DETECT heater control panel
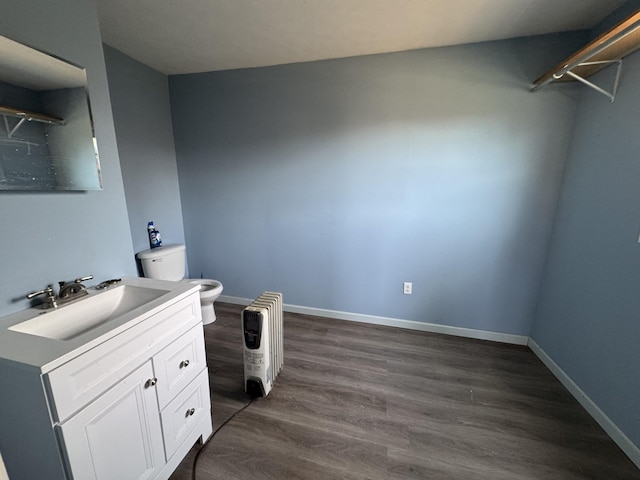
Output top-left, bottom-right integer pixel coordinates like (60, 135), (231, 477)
(243, 310), (262, 349)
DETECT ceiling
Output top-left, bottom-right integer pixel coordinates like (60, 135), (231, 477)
(96, 0), (629, 75)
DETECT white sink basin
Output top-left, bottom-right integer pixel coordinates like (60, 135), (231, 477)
(9, 285), (169, 341)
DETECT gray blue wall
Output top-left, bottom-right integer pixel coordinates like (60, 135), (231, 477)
(0, 0), (135, 316)
(169, 34), (585, 336)
(532, 16), (640, 449)
(103, 45), (186, 255)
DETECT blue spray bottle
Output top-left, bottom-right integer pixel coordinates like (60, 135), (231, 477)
(147, 221), (162, 249)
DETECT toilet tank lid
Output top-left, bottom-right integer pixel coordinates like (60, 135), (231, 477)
(137, 243), (185, 260)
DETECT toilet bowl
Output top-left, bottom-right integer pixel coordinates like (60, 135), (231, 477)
(187, 279), (223, 324)
(136, 244), (223, 325)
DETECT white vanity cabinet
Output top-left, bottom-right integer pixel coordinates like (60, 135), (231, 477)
(0, 279), (212, 480)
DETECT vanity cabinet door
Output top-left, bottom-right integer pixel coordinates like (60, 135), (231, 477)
(58, 361), (164, 480)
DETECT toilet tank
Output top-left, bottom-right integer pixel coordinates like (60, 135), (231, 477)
(137, 244), (186, 281)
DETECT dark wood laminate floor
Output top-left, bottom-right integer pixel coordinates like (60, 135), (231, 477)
(170, 303), (640, 480)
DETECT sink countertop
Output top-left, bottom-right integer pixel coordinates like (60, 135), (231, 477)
(0, 277), (200, 373)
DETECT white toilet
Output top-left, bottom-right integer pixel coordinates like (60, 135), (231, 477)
(137, 244), (223, 325)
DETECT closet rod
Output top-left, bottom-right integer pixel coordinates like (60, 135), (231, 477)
(531, 15), (640, 92)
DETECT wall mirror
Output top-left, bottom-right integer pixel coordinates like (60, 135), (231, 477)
(0, 35), (102, 191)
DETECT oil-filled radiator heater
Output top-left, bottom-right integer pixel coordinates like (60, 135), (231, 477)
(242, 292), (283, 397)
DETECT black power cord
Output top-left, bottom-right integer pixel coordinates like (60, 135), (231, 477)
(192, 397), (256, 480)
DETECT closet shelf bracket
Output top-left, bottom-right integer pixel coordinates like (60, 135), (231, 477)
(3, 115), (26, 139)
(554, 59), (623, 103)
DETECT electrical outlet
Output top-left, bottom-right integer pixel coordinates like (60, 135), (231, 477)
(403, 282), (412, 295)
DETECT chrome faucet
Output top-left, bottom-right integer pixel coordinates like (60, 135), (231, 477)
(58, 275), (94, 300)
(27, 275), (94, 310)
(27, 285), (58, 309)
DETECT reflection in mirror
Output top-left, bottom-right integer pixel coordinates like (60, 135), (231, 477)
(0, 35), (102, 191)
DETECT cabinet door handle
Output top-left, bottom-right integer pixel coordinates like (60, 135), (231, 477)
(145, 377), (158, 388)
(185, 408), (196, 417)
(180, 359), (190, 368)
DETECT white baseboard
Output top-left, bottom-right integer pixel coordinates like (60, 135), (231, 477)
(219, 295), (528, 345)
(220, 295), (639, 467)
(528, 339), (640, 470)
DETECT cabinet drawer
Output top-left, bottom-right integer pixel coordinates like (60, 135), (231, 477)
(161, 369), (211, 460)
(45, 293), (201, 422)
(153, 324), (207, 408)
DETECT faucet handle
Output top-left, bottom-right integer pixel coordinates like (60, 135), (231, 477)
(74, 275), (93, 284)
(27, 285), (58, 308)
(27, 285), (55, 299)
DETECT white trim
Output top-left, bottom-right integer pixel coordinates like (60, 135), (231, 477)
(528, 338), (640, 470)
(285, 303), (529, 345)
(221, 295), (640, 465)
(219, 295), (528, 345)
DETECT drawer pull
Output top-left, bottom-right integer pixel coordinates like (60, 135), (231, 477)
(179, 359), (190, 368)
(145, 377), (158, 388)
(186, 407), (196, 417)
